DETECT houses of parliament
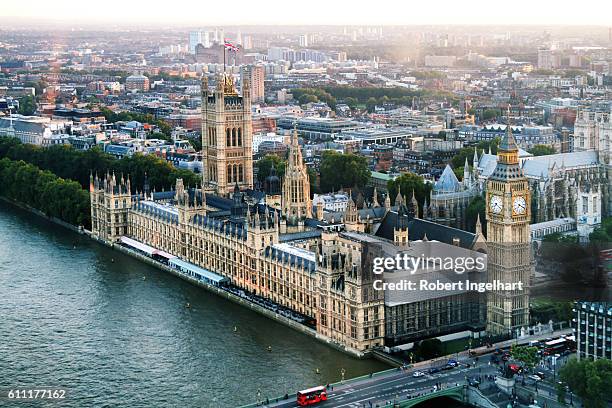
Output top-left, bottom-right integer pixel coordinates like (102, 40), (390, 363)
(90, 73), (531, 353)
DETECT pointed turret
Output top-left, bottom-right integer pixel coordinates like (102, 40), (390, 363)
(463, 156), (471, 187)
(395, 186), (403, 207)
(372, 187), (380, 208)
(475, 213), (482, 235)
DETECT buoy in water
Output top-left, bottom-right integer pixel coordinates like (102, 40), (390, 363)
(186, 302), (191, 308)
(316, 368), (320, 374)
(142, 276), (146, 280)
(233, 326), (238, 332)
(267, 346), (272, 352)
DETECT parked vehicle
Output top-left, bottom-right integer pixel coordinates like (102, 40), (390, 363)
(412, 371), (425, 378)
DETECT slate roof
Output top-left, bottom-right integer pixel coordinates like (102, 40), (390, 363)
(263, 243), (316, 273)
(279, 230), (322, 242)
(375, 210), (477, 249)
(320, 206), (387, 223)
(522, 150), (599, 178)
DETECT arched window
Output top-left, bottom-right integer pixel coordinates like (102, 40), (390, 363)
(226, 128), (231, 146)
(232, 128), (237, 147)
(237, 128), (242, 146)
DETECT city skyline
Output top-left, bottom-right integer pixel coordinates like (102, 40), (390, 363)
(2, 0), (611, 26)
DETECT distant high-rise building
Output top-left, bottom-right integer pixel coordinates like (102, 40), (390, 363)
(569, 54), (582, 68)
(537, 49), (553, 69)
(242, 35), (253, 50)
(241, 64), (265, 103)
(236, 30), (242, 46)
(299, 34), (308, 47)
(189, 31), (203, 54)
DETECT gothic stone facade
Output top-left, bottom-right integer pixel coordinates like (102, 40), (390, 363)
(201, 74), (254, 196)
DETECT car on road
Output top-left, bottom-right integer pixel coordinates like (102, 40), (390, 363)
(446, 359), (459, 367)
(412, 371), (425, 378)
(428, 367), (441, 374)
(528, 374), (542, 382)
(468, 377), (481, 387)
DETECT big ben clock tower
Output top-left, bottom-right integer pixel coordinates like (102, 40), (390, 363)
(485, 111), (531, 336)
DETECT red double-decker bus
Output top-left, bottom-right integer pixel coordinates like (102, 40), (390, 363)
(297, 385), (327, 406)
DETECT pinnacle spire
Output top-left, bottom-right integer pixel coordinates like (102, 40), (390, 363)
(499, 105), (518, 152)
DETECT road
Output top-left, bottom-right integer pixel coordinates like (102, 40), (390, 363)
(262, 359), (499, 407)
(249, 329), (575, 408)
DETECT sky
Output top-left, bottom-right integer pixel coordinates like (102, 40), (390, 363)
(1, 0), (610, 26)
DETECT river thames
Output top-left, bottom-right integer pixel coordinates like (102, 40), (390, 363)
(0, 202), (388, 407)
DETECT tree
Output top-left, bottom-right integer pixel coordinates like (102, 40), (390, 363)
(589, 217), (612, 245)
(0, 137), (199, 194)
(466, 195), (486, 235)
(413, 338), (443, 360)
(0, 158), (91, 228)
(319, 151), (370, 193)
(559, 357), (612, 408)
(298, 94), (318, 105)
(344, 97), (358, 109)
(510, 345), (539, 369)
(256, 155), (286, 182)
(481, 109), (498, 121)
(386, 172), (432, 216)
(18, 95), (37, 116)
(450, 138), (499, 169)
(453, 166), (465, 181)
(528, 144), (556, 156)
(366, 97), (378, 113)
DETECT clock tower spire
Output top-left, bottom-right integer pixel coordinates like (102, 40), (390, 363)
(485, 107), (531, 336)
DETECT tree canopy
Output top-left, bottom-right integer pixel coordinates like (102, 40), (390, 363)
(0, 158), (90, 228)
(559, 357), (612, 408)
(451, 138), (499, 169)
(589, 217), (612, 246)
(0, 137), (200, 194)
(256, 154), (286, 183)
(413, 338), (443, 360)
(319, 151), (370, 193)
(466, 195), (487, 235)
(18, 95), (37, 116)
(510, 345), (539, 369)
(528, 144), (556, 156)
(99, 107), (173, 136)
(386, 172), (432, 216)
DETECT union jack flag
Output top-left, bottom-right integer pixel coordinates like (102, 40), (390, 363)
(223, 39), (238, 51)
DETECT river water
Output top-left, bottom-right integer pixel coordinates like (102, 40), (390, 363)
(0, 202), (387, 407)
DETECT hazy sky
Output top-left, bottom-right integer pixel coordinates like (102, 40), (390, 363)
(2, 0), (610, 26)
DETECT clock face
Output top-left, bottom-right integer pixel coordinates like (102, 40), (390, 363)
(489, 195), (503, 214)
(513, 196), (527, 215)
